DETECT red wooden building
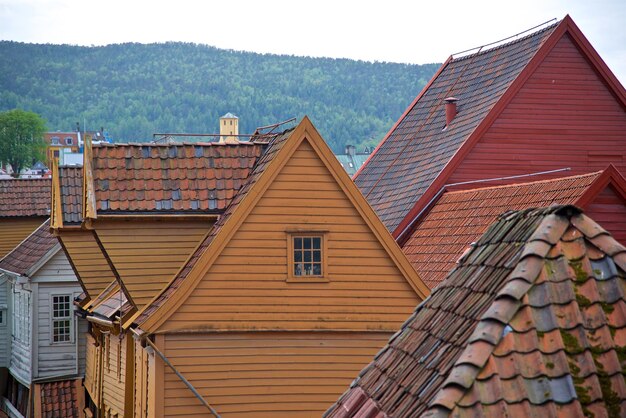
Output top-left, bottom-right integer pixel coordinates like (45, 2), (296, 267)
(355, 16), (626, 244)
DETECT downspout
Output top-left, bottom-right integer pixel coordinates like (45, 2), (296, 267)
(131, 328), (221, 418)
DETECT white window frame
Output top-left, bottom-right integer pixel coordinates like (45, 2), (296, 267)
(50, 294), (74, 344)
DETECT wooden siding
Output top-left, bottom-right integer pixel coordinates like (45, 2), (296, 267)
(134, 338), (149, 418)
(0, 217), (45, 258)
(33, 250), (76, 283)
(0, 279), (10, 368)
(448, 34), (626, 185)
(95, 220), (213, 309)
(586, 185), (626, 244)
(35, 282), (86, 379)
(163, 140), (420, 332)
(102, 333), (127, 416)
(59, 231), (116, 299)
(85, 334), (101, 406)
(162, 332), (392, 417)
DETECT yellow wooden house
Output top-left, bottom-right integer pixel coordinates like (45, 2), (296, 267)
(53, 118), (429, 417)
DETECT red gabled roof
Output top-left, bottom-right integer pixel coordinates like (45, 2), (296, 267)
(37, 378), (81, 418)
(91, 142), (265, 214)
(0, 178), (51, 217)
(58, 166), (83, 225)
(355, 16), (626, 237)
(403, 167), (626, 289)
(326, 205), (626, 418)
(0, 219), (57, 276)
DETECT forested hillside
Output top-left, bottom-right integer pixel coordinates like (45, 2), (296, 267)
(0, 41), (438, 151)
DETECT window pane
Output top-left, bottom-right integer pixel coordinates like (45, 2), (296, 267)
(294, 251), (302, 262)
(313, 237), (321, 249)
(294, 238), (302, 249)
(313, 264), (322, 275)
(304, 251), (311, 262)
(313, 251), (321, 262)
(304, 238), (311, 249)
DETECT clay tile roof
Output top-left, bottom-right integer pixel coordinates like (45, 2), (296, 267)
(91, 142), (265, 214)
(134, 128), (294, 325)
(325, 205), (626, 418)
(58, 166), (83, 224)
(38, 378), (81, 418)
(0, 178), (51, 217)
(355, 23), (558, 232)
(403, 171), (603, 289)
(0, 219), (57, 276)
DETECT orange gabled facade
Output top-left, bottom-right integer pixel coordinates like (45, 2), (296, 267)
(128, 118), (428, 417)
(51, 136), (265, 417)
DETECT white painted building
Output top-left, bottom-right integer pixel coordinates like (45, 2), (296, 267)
(0, 220), (86, 418)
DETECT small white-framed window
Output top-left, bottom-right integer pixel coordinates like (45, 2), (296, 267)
(0, 308), (6, 326)
(65, 136), (73, 145)
(51, 136), (60, 145)
(12, 289), (30, 345)
(51, 294), (73, 344)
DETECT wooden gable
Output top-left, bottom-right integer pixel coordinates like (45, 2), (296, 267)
(93, 219), (214, 309)
(137, 117), (428, 334)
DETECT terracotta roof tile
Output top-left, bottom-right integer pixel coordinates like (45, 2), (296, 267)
(355, 23), (558, 232)
(325, 205), (626, 418)
(134, 128), (294, 325)
(403, 171), (603, 289)
(0, 178), (51, 217)
(0, 219), (57, 276)
(58, 166), (83, 224)
(91, 142), (265, 214)
(38, 378), (80, 418)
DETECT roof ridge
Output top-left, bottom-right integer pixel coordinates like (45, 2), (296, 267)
(444, 170), (603, 196)
(451, 20), (560, 62)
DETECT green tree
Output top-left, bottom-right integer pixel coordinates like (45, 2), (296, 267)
(0, 109), (47, 177)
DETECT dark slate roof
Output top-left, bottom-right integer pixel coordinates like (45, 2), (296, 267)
(38, 378), (81, 418)
(355, 23), (557, 232)
(0, 219), (57, 276)
(134, 128), (294, 325)
(0, 178), (51, 217)
(58, 166), (83, 225)
(325, 205), (626, 418)
(403, 171), (602, 289)
(91, 142), (265, 213)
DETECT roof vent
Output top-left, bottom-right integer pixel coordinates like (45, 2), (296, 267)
(444, 97), (459, 126)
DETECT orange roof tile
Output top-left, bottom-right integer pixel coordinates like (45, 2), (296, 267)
(403, 171), (603, 289)
(38, 378), (81, 418)
(58, 166), (83, 224)
(325, 205), (626, 418)
(0, 178), (51, 217)
(91, 142), (264, 214)
(0, 219), (57, 276)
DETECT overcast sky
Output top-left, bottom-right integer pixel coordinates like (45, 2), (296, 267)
(1, 0), (625, 84)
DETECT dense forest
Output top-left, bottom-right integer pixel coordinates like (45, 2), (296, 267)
(0, 41), (438, 152)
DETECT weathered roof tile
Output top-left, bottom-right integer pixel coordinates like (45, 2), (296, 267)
(0, 178), (51, 217)
(0, 219), (57, 276)
(325, 205), (626, 418)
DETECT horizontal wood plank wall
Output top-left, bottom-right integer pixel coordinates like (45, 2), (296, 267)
(102, 333), (127, 416)
(59, 232), (116, 298)
(33, 250), (76, 282)
(0, 217), (45, 258)
(448, 34), (626, 185)
(163, 140), (420, 332)
(84, 334), (101, 406)
(95, 220), (213, 309)
(585, 185), (626, 244)
(163, 332), (392, 417)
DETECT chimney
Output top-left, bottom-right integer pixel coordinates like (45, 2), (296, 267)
(444, 97), (458, 126)
(219, 112), (239, 144)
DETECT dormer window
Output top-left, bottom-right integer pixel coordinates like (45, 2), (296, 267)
(65, 137), (73, 145)
(51, 136), (60, 145)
